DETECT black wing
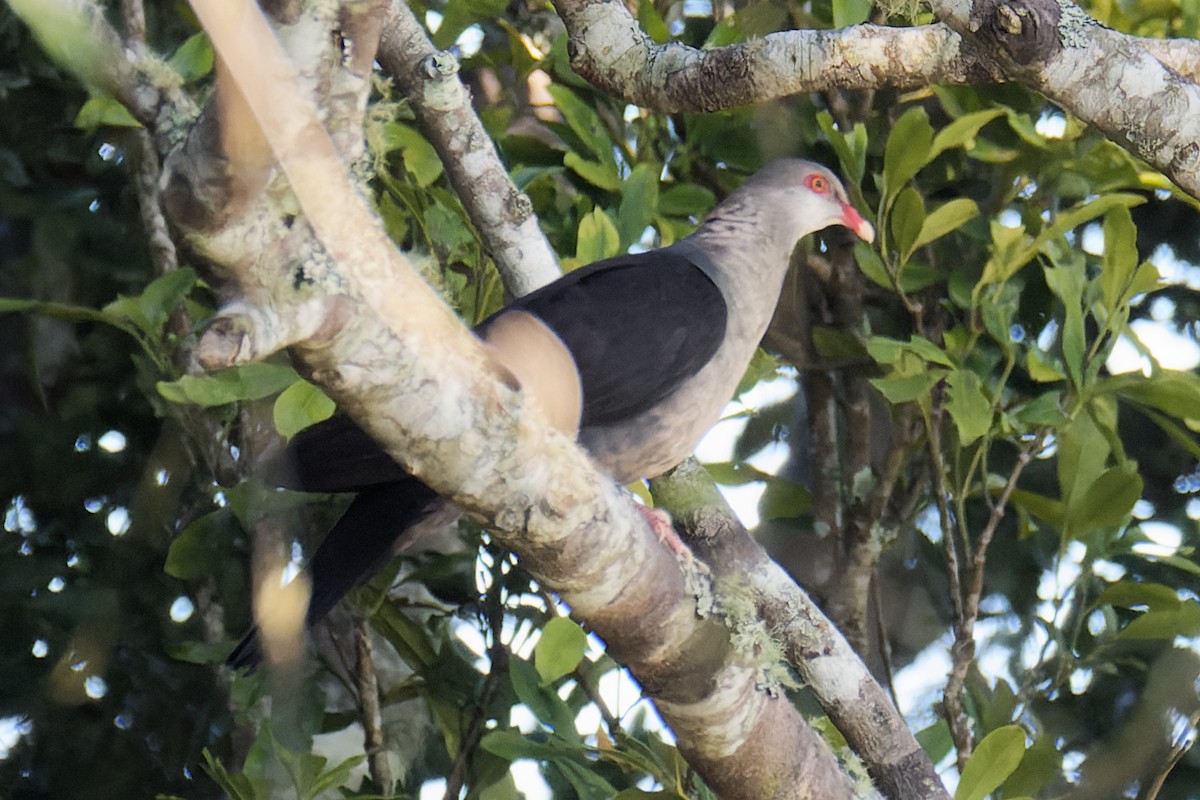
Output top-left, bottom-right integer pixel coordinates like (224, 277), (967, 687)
(284, 250), (726, 491)
(280, 413), (409, 493)
(483, 251), (727, 428)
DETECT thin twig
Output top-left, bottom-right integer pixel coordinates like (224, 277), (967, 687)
(354, 617), (395, 795)
(443, 581), (508, 800)
(941, 436), (1040, 770)
(1139, 708), (1200, 800)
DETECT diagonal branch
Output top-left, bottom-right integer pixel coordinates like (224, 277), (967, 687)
(377, 0), (560, 297)
(651, 459), (950, 800)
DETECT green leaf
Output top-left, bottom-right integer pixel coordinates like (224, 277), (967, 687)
(1094, 581), (1182, 611)
(758, 478), (811, 520)
(637, 0), (670, 43)
(0, 296), (116, 326)
(811, 327), (868, 361)
(913, 198), (979, 251)
(1026, 346), (1065, 383)
(564, 152), (621, 191)
(979, 195), (1145, 292)
(1105, 371), (1200, 426)
(1155, 555), (1200, 576)
(1098, 205), (1138, 316)
(883, 107), (934, 198)
(916, 720), (953, 763)
(817, 111), (867, 185)
(1029, 194), (1145, 260)
(866, 335), (955, 367)
(165, 511), (235, 580)
(104, 267), (197, 338)
(1117, 601), (1200, 640)
(481, 730), (557, 760)
(273, 380), (336, 440)
(304, 754), (365, 798)
(575, 207), (621, 263)
(954, 725), (1027, 800)
(854, 240), (892, 288)
(535, 617), (588, 685)
(425, 198), (474, 255)
(509, 657), (578, 735)
(1043, 263), (1087, 388)
(1068, 461), (1142, 536)
(832, 0), (873, 27)
(1009, 489), (1066, 530)
(547, 85), (614, 166)
(167, 32), (215, 82)
(8, 0), (119, 95)
(617, 164), (659, 250)
(383, 123), (444, 188)
(555, 758), (619, 800)
(928, 108), (1006, 161)
(1013, 391), (1067, 427)
(222, 479), (312, 530)
(946, 369), (993, 445)
(202, 748), (260, 800)
(890, 186), (925, 261)
(866, 336), (904, 364)
(658, 183), (715, 218)
(1057, 409), (1111, 510)
(74, 96), (140, 130)
(158, 363), (301, 406)
(704, 461), (772, 486)
(371, 600), (438, 669)
(871, 370), (946, 404)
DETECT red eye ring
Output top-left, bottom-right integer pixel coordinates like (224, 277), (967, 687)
(806, 174), (829, 193)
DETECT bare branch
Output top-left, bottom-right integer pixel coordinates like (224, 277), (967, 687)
(354, 618), (395, 795)
(933, 0), (1200, 197)
(378, 1), (560, 296)
(650, 459), (950, 800)
(552, 0), (1000, 111)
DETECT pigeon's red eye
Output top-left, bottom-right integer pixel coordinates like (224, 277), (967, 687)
(806, 174), (829, 193)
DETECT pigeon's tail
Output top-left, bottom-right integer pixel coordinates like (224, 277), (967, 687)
(227, 475), (442, 670)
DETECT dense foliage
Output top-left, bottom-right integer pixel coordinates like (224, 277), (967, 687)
(2, 1), (1199, 798)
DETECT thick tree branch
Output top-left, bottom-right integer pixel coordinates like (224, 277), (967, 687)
(377, 0), (560, 296)
(651, 460), (949, 800)
(553, 0), (1200, 199)
(932, 0), (1200, 197)
(552, 0), (1001, 111)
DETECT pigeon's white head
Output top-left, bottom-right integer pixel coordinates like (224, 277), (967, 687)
(724, 159), (875, 246)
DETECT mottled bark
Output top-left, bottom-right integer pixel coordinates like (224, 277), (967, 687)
(377, 1), (560, 296)
(651, 459), (949, 800)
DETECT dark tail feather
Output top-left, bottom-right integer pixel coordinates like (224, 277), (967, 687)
(227, 476), (443, 669)
(280, 415), (410, 493)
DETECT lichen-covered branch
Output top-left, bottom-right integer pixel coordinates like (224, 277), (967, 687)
(552, 0), (1001, 112)
(377, 0), (560, 297)
(932, 0), (1200, 197)
(553, 0), (1200, 199)
(650, 459), (949, 800)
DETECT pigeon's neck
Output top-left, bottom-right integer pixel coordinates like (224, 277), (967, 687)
(677, 204), (801, 296)
(671, 205), (803, 348)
